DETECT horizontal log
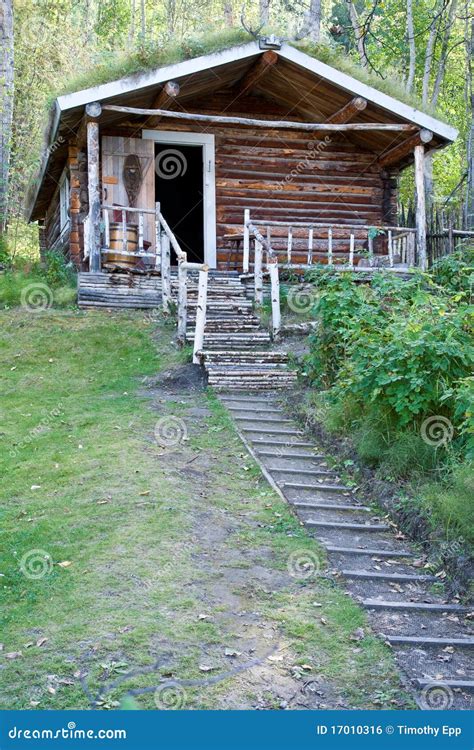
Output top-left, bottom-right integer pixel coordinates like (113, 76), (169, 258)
(102, 104), (417, 132)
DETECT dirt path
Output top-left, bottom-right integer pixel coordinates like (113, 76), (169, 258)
(137, 365), (411, 710)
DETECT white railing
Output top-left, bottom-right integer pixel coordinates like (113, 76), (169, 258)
(247, 220), (281, 340)
(100, 202), (208, 363)
(243, 210), (418, 273)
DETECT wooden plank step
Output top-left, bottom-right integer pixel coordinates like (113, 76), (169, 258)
(255, 450), (326, 459)
(341, 570), (438, 582)
(282, 482), (348, 492)
(324, 545), (414, 558)
(293, 502), (371, 512)
(308, 521), (391, 531)
(233, 416), (294, 424)
(250, 439), (316, 448)
(363, 599), (472, 613)
(241, 427), (303, 436)
(269, 467), (337, 476)
(387, 635), (474, 648)
(415, 679), (474, 691)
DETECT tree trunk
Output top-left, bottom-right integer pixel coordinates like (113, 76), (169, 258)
(422, 7), (440, 105)
(406, 0), (416, 93)
(259, 0), (270, 26)
(0, 0), (14, 236)
(307, 0), (322, 44)
(128, 0), (136, 43)
(467, 16), (474, 230)
(140, 0), (146, 44)
(223, 0), (233, 26)
(432, 0), (458, 106)
(347, 0), (368, 67)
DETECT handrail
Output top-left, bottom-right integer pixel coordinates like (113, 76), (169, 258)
(245, 217), (281, 339)
(156, 202), (208, 361)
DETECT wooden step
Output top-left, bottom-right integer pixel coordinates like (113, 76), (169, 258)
(324, 545), (414, 558)
(363, 599), (471, 613)
(387, 635), (474, 648)
(340, 569), (438, 582)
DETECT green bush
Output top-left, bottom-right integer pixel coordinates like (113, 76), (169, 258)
(303, 268), (473, 461)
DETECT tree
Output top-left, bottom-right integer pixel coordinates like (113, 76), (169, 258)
(0, 0), (14, 237)
(307, 0), (322, 43)
(259, 0), (270, 26)
(467, 15), (474, 229)
(405, 0), (416, 92)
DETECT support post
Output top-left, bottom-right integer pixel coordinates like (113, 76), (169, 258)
(308, 228), (313, 265)
(193, 269), (208, 364)
(243, 209), (250, 273)
(177, 258), (188, 343)
(254, 240), (263, 306)
(155, 202), (161, 269)
(414, 144), (428, 270)
(86, 103), (102, 272)
(327, 227), (333, 266)
(349, 234), (355, 268)
(161, 234), (171, 312)
(388, 230), (393, 267)
(268, 259), (281, 340)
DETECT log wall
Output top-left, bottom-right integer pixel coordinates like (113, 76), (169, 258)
(68, 91), (399, 270)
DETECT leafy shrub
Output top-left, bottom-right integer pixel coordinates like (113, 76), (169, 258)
(303, 268), (473, 462)
(430, 247), (474, 297)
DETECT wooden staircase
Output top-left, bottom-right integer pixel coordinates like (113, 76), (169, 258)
(184, 271), (297, 391)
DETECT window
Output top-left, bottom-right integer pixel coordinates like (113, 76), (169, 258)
(59, 170), (70, 232)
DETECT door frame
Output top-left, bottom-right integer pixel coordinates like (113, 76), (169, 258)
(142, 129), (216, 268)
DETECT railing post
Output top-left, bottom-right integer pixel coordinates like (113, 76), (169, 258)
(177, 258), (188, 344)
(193, 269), (208, 364)
(388, 229), (393, 267)
(327, 227), (333, 266)
(307, 228), (313, 265)
(138, 212), (144, 253)
(155, 202), (161, 270)
(86, 104), (102, 272)
(287, 226), (293, 264)
(243, 209), (250, 273)
(161, 234), (171, 313)
(268, 258), (281, 340)
(349, 233), (355, 268)
(254, 239), (263, 306)
(103, 208), (110, 250)
(368, 233), (374, 267)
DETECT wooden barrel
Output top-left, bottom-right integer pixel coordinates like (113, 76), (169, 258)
(104, 223), (138, 268)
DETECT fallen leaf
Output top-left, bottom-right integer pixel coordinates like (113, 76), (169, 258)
(139, 491), (150, 496)
(197, 614), (210, 620)
(36, 637), (48, 648)
(31, 485), (41, 490)
(199, 664), (216, 672)
(224, 648), (241, 657)
(320, 617), (328, 625)
(267, 654), (283, 662)
(6, 652), (22, 659)
(30, 701), (40, 707)
(300, 664), (312, 671)
(47, 686), (56, 695)
(57, 561), (73, 568)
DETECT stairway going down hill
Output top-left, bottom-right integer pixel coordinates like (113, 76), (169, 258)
(181, 271), (297, 391)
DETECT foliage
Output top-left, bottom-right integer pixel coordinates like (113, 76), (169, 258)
(430, 247), (474, 296)
(0, 268), (76, 310)
(303, 266), (474, 459)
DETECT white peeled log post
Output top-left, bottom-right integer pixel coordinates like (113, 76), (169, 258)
(268, 259), (281, 340)
(161, 234), (171, 312)
(287, 226), (293, 264)
(307, 228), (313, 265)
(348, 235), (355, 268)
(254, 240), (263, 306)
(155, 202), (161, 269)
(243, 209), (250, 273)
(414, 144), (428, 270)
(388, 230), (393, 267)
(193, 269), (209, 364)
(327, 227), (333, 266)
(177, 258), (188, 344)
(86, 102), (102, 272)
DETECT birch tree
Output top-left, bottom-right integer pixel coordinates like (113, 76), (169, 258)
(406, 0), (416, 92)
(307, 0), (322, 44)
(0, 0), (14, 237)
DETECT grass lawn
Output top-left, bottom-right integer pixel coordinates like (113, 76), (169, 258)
(0, 307), (412, 710)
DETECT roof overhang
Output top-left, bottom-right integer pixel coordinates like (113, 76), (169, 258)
(27, 40), (458, 222)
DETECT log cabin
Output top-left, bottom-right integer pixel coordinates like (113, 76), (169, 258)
(27, 37), (457, 296)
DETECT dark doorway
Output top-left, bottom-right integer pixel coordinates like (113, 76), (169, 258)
(155, 143), (204, 264)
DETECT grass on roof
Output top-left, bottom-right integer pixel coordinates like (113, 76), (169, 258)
(56, 27), (444, 121)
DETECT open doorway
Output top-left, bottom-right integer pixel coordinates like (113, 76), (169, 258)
(155, 143), (204, 264)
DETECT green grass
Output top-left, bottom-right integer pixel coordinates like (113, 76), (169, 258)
(54, 28), (445, 121)
(0, 269), (76, 310)
(0, 307), (412, 710)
